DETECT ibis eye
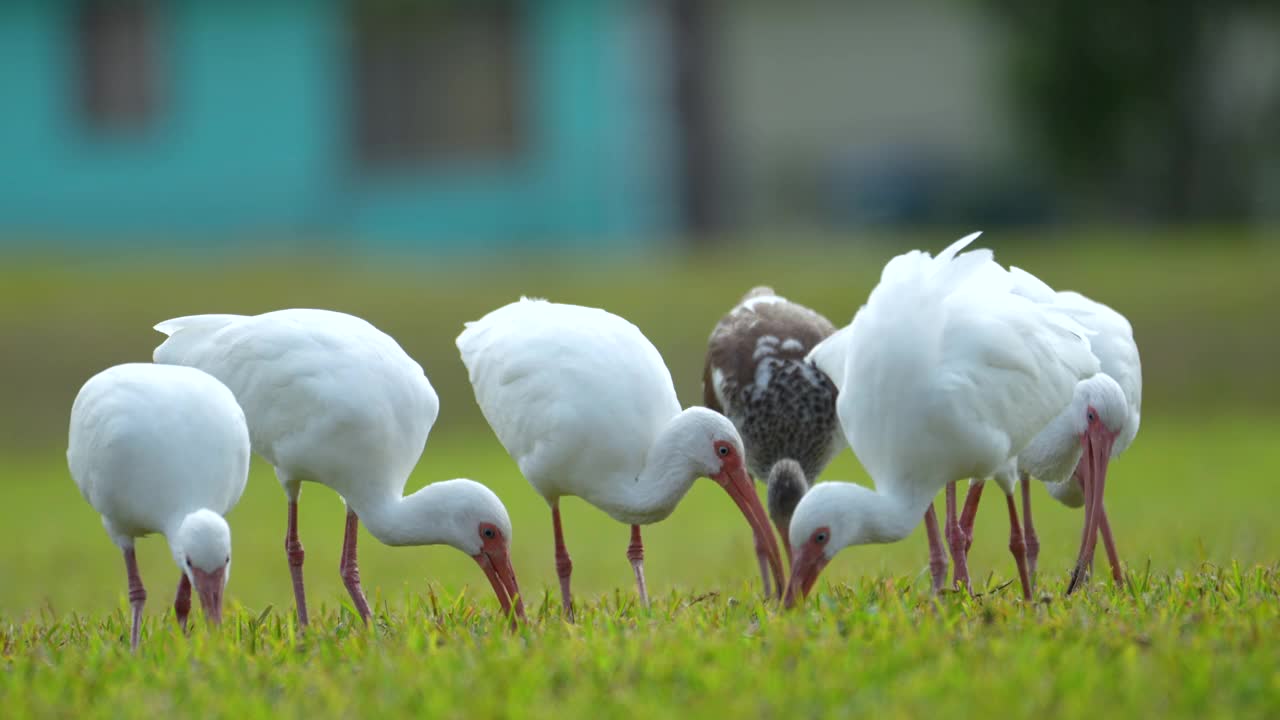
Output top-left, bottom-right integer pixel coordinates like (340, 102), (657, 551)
(718, 445), (730, 457)
(186, 558), (193, 569)
(482, 527), (496, 539)
(1087, 410), (1097, 422)
(815, 532), (828, 544)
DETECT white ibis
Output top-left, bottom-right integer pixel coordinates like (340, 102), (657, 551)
(954, 273), (1141, 594)
(702, 286), (844, 593)
(783, 232), (1101, 607)
(153, 309), (524, 627)
(67, 363), (250, 649)
(457, 298), (785, 618)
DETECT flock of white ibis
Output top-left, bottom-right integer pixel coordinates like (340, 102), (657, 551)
(66, 232), (1140, 648)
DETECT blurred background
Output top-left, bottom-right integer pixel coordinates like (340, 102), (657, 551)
(3, 0), (1280, 244)
(1, 0), (1278, 618)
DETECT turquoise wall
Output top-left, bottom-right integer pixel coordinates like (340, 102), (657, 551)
(0, 0), (677, 248)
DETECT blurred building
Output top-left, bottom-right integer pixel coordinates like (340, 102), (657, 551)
(707, 1), (1280, 229)
(0, 0), (679, 248)
(709, 2), (1023, 228)
(1, 0), (1276, 249)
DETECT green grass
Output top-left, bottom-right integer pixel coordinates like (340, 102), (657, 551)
(5, 417), (1280, 616)
(3, 569), (1278, 718)
(2, 415), (1278, 717)
(2, 230), (1279, 717)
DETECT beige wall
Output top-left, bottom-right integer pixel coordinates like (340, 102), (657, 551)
(708, 1), (1280, 224)
(712, 0), (1017, 221)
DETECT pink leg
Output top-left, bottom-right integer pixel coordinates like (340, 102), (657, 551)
(1020, 474), (1040, 589)
(285, 499), (309, 627)
(1069, 468), (1094, 594)
(1086, 503), (1101, 578)
(923, 505), (949, 594)
(552, 502), (574, 622)
(339, 509), (373, 624)
(174, 573), (192, 632)
(123, 547), (146, 651)
(945, 482), (971, 592)
(1099, 508), (1124, 586)
(628, 525), (649, 608)
(1004, 493), (1032, 600)
(958, 482), (985, 554)
(754, 536), (774, 599)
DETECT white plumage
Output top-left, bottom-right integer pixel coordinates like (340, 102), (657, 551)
(993, 275), (1143, 591)
(459, 300), (681, 523)
(68, 363), (250, 648)
(1035, 289), (1141, 455)
(458, 298), (784, 617)
(700, 286), (843, 595)
(785, 232), (1099, 605)
(154, 308), (523, 627)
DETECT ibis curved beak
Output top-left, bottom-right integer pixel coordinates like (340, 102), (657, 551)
(1067, 424), (1117, 595)
(714, 464), (786, 599)
(783, 543), (829, 609)
(191, 565), (227, 626)
(474, 547), (525, 627)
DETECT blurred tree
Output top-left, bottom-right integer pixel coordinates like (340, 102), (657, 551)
(669, 0), (727, 238)
(980, 0), (1280, 222)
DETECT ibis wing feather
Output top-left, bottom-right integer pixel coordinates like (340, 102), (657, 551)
(706, 289), (836, 409)
(154, 309), (437, 497)
(705, 290), (844, 483)
(1052, 291), (1142, 451)
(457, 299), (681, 498)
(836, 236), (1099, 493)
(701, 352), (724, 415)
(67, 364), (250, 539)
(805, 323), (855, 392)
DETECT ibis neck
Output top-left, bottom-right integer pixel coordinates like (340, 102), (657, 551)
(841, 475), (938, 547)
(1044, 476), (1085, 507)
(352, 483), (458, 548)
(594, 416), (700, 524)
(1020, 407), (1085, 487)
(162, 511), (200, 570)
(1041, 462), (1087, 508)
(824, 471), (936, 548)
(162, 514), (189, 546)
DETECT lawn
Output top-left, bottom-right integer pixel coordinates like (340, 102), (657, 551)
(1, 230), (1278, 717)
(3, 567), (1277, 719)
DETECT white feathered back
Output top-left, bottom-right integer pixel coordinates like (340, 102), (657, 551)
(67, 363), (249, 542)
(154, 309), (437, 500)
(836, 233), (1100, 493)
(1051, 291), (1142, 453)
(1008, 272), (1142, 455)
(457, 298), (682, 500)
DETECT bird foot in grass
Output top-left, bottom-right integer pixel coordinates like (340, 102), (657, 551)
(1068, 565), (1091, 594)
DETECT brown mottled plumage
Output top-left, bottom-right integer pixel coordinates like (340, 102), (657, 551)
(702, 287), (845, 564)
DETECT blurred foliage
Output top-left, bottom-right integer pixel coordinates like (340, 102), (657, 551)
(3, 229), (1277, 451)
(979, 0), (1280, 220)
